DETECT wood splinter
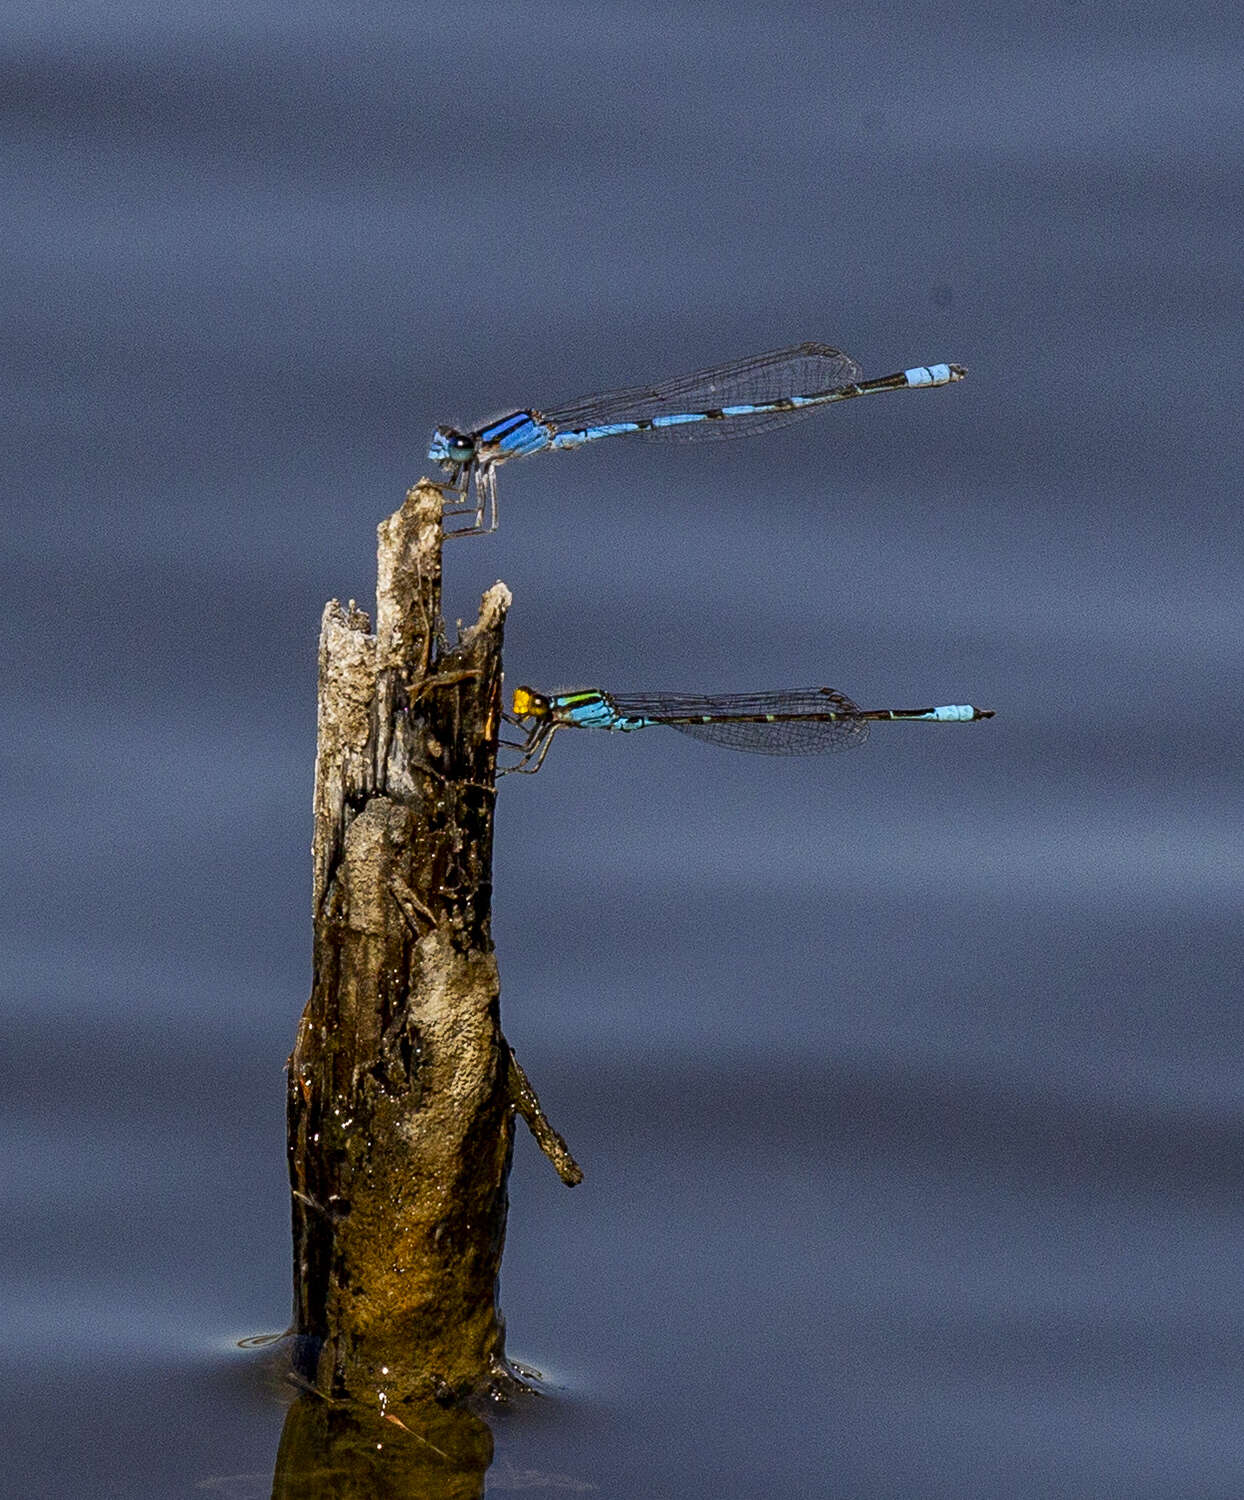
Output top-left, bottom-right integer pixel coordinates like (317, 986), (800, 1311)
(507, 1049), (584, 1187)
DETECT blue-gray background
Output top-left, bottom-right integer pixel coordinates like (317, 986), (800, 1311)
(5, 1), (1242, 1495)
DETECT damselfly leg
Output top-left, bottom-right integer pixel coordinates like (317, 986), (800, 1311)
(435, 465), (499, 538)
(497, 712), (556, 774)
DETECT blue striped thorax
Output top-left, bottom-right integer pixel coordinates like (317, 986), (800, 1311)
(551, 691), (651, 732)
(477, 412), (552, 460)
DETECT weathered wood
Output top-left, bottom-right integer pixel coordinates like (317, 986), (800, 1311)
(285, 482), (576, 1406)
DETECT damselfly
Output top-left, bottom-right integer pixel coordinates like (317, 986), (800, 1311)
(503, 685), (993, 774)
(429, 342), (966, 534)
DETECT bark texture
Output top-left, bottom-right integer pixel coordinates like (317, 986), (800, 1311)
(286, 482), (517, 1404)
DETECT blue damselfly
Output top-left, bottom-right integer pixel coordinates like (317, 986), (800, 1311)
(430, 343), (966, 534)
(503, 685), (992, 773)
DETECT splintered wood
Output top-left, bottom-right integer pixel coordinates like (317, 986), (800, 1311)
(286, 483), (576, 1407)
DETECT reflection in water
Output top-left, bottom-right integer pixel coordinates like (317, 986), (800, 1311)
(272, 1391), (493, 1500)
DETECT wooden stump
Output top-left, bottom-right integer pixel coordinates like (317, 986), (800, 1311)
(285, 483), (577, 1406)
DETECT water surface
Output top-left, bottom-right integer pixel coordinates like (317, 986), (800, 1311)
(4, 1), (1243, 1494)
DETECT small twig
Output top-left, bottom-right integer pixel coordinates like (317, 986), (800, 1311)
(288, 1011), (313, 1105)
(406, 667), (483, 705)
(291, 1189), (350, 1221)
(378, 1408), (450, 1461)
(389, 874), (438, 934)
(401, 753), (497, 798)
(507, 1048), (583, 1187)
(413, 558), (436, 682)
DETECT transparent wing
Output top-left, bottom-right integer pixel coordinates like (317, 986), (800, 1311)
(605, 688), (871, 755)
(542, 343), (863, 445)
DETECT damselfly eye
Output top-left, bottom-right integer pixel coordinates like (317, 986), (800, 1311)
(511, 686), (547, 718)
(448, 436), (475, 462)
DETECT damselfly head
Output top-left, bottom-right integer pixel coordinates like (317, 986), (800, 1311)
(428, 426), (476, 470)
(511, 686), (549, 720)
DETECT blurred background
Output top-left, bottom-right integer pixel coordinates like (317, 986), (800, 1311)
(4, 1), (1242, 1494)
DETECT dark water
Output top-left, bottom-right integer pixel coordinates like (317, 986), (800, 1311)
(5, 1), (1243, 1494)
